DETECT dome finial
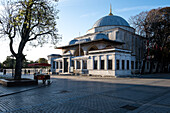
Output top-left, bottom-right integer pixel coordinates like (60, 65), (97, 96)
(109, 4), (113, 16)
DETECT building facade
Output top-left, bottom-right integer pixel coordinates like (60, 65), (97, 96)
(48, 11), (147, 77)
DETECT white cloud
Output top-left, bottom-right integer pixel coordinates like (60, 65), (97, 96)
(116, 5), (169, 12)
(59, 0), (70, 3)
(0, 5), (4, 11)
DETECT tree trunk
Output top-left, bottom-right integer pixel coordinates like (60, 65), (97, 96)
(141, 59), (146, 74)
(14, 55), (23, 80)
(141, 55), (147, 75)
(149, 60), (153, 73)
(156, 62), (160, 73)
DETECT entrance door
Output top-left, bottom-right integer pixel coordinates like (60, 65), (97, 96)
(64, 58), (68, 72)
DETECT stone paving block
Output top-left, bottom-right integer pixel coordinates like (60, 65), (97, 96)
(10, 102), (98, 113)
(1, 76), (170, 112)
(0, 85), (11, 95)
(129, 85), (168, 94)
(102, 88), (158, 103)
(70, 94), (132, 112)
(49, 80), (93, 91)
(108, 103), (141, 113)
(0, 84), (44, 97)
(78, 84), (129, 94)
(157, 92), (170, 106)
(50, 90), (93, 104)
(0, 96), (35, 112)
(138, 105), (170, 113)
(108, 108), (128, 113)
(79, 87), (112, 94)
(0, 90), (54, 112)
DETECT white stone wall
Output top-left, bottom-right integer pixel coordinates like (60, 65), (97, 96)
(115, 52), (131, 76)
(88, 50), (132, 76)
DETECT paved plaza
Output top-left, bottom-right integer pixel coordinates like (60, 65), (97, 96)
(0, 74), (170, 112)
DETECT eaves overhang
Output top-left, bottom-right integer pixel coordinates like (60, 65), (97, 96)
(56, 39), (124, 49)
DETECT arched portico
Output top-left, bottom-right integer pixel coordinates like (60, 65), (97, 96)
(74, 48), (84, 56)
(87, 45), (98, 54)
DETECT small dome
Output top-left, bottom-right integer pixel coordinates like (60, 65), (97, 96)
(93, 33), (109, 40)
(93, 15), (130, 28)
(69, 39), (78, 45)
(75, 38), (91, 44)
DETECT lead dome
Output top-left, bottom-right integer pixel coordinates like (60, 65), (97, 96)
(69, 39), (78, 45)
(92, 33), (109, 40)
(93, 15), (130, 28)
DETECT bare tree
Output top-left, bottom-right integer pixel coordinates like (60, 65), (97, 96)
(0, 0), (61, 79)
(146, 7), (170, 72)
(129, 11), (148, 37)
(129, 7), (170, 73)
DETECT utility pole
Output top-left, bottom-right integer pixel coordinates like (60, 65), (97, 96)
(79, 32), (80, 56)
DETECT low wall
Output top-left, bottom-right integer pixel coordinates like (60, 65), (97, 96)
(1, 68), (50, 75)
(89, 70), (116, 77)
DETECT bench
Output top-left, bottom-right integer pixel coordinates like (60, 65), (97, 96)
(34, 74), (50, 84)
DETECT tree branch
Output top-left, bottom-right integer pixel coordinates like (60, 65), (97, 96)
(28, 30), (52, 41)
(11, 26), (16, 38)
(9, 37), (16, 57)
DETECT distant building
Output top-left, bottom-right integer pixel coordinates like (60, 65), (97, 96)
(48, 8), (148, 76)
(47, 54), (61, 74)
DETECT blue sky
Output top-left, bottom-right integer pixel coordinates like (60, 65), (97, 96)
(0, 0), (169, 62)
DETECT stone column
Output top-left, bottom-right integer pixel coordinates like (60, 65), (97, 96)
(92, 56), (94, 69)
(54, 61), (57, 73)
(80, 59), (83, 74)
(68, 57), (71, 73)
(98, 56), (101, 70)
(81, 59), (83, 70)
(87, 57), (90, 70)
(104, 55), (108, 70)
(74, 60), (77, 70)
(125, 57), (127, 70)
(112, 54), (115, 70)
(119, 57), (122, 70)
(62, 58), (64, 73)
(129, 58), (131, 70)
(58, 61), (60, 70)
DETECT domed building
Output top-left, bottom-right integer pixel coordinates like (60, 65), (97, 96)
(49, 7), (147, 76)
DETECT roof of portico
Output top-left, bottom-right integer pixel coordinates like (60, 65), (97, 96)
(55, 38), (124, 49)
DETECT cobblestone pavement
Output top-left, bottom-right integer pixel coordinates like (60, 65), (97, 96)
(0, 74), (45, 97)
(0, 74), (170, 113)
